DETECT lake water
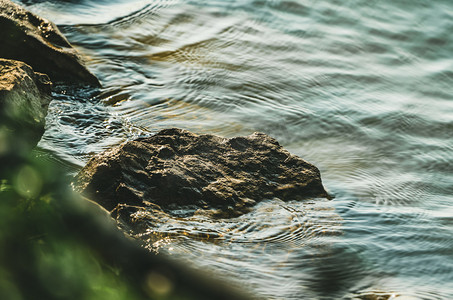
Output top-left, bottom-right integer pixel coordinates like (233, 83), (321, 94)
(18, 0), (453, 298)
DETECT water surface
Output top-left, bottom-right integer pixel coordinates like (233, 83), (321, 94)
(19, 0), (453, 298)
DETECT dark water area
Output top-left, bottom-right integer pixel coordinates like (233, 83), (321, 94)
(16, 0), (453, 298)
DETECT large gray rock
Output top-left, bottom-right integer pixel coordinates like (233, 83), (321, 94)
(0, 0), (99, 85)
(75, 128), (329, 217)
(0, 58), (52, 151)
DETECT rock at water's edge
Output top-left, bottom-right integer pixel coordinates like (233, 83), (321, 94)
(0, 0), (100, 86)
(75, 128), (329, 216)
(0, 58), (52, 153)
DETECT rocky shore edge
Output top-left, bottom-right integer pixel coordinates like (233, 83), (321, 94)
(0, 0), (99, 155)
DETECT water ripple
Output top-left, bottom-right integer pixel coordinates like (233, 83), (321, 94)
(20, 0), (453, 298)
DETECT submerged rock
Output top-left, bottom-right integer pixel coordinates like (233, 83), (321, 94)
(351, 290), (415, 300)
(0, 0), (99, 85)
(0, 58), (52, 152)
(76, 128), (329, 217)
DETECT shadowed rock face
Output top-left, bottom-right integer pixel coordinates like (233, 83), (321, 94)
(76, 128), (329, 217)
(0, 58), (52, 151)
(0, 0), (99, 86)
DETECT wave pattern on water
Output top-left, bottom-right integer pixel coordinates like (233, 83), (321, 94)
(19, 0), (453, 298)
(118, 199), (343, 299)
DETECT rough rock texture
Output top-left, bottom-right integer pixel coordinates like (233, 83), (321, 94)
(0, 0), (99, 85)
(76, 128), (329, 216)
(351, 291), (405, 300)
(0, 58), (52, 150)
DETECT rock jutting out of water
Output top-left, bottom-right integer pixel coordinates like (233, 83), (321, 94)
(75, 128), (329, 217)
(0, 0), (100, 86)
(0, 58), (52, 155)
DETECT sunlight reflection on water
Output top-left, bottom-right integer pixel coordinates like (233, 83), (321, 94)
(26, 0), (453, 297)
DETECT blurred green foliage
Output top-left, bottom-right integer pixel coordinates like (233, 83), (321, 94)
(0, 152), (142, 300)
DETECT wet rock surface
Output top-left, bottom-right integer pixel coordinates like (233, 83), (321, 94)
(0, 0), (99, 85)
(0, 58), (52, 151)
(76, 128), (329, 217)
(351, 290), (413, 300)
